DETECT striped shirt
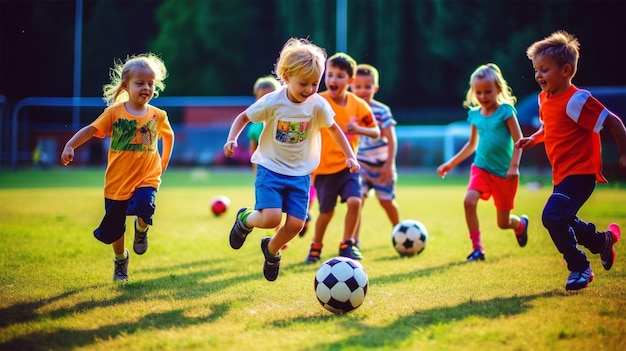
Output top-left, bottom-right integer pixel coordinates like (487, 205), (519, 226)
(357, 99), (397, 167)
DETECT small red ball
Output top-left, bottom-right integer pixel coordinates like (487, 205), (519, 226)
(210, 195), (230, 216)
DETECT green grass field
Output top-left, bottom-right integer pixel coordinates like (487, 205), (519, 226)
(1, 168), (625, 351)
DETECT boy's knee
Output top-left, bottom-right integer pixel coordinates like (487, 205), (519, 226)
(542, 193), (570, 230)
(346, 196), (362, 208)
(261, 211), (282, 228)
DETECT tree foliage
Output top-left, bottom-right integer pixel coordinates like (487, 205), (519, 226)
(151, 0), (255, 95)
(2, 0), (625, 111)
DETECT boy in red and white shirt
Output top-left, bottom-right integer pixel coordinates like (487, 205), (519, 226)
(517, 31), (626, 291)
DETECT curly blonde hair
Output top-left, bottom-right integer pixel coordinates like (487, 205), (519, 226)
(102, 53), (167, 106)
(463, 63), (516, 108)
(274, 38), (327, 84)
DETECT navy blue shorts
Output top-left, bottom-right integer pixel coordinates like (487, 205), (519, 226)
(314, 168), (361, 213)
(93, 187), (157, 244)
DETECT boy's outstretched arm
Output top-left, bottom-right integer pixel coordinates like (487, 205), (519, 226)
(346, 117), (380, 138)
(223, 112), (250, 158)
(61, 125), (97, 166)
(515, 125), (545, 150)
(604, 113), (626, 172)
(327, 122), (360, 173)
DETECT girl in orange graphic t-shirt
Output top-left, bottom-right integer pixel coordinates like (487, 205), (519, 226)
(61, 53), (174, 282)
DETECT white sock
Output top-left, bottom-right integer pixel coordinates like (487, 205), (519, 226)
(135, 219), (148, 232)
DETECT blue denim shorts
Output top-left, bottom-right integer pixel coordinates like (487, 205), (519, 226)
(255, 165), (310, 220)
(93, 187), (157, 244)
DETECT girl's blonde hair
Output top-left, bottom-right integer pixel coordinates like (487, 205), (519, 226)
(463, 63), (516, 108)
(274, 38), (327, 84)
(102, 53), (167, 106)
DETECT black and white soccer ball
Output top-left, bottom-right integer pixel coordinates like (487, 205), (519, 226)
(314, 257), (368, 314)
(391, 219), (428, 256)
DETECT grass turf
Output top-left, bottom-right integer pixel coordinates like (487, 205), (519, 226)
(0, 168), (625, 351)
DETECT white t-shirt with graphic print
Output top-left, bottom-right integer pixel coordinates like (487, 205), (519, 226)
(246, 87), (335, 176)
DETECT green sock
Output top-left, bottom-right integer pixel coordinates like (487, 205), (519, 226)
(115, 251), (128, 261)
(239, 209), (253, 227)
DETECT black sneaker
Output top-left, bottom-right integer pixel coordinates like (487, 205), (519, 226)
(113, 249), (129, 282)
(133, 218), (148, 255)
(601, 223), (621, 271)
(466, 249), (485, 261)
(260, 237), (281, 281)
(565, 266), (594, 291)
(516, 215), (529, 247)
(230, 208), (253, 249)
(339, 239), (362, 260)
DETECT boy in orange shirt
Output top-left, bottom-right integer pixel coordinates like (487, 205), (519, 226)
(517, 31), (626, 290)
(305, 53), (380, 263)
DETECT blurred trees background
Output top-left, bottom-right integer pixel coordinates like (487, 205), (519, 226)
(2, 0), (625, 112)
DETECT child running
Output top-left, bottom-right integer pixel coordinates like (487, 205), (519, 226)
(305, 53), (380, 263)
(437, 63), (528, 262)
(223, 38), (360, 282)
(61, 53), (174, 281)
(349, 64), (400, 245)
(517, 31), (625, 290)
(247, 75), (316, 238)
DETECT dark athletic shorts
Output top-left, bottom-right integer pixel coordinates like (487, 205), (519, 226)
(93, 187), (156, 244)
(314, 168), (361, 213)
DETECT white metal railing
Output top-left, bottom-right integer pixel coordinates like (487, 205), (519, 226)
(6, 96), (254, 169)
(4, 96), (470, 170)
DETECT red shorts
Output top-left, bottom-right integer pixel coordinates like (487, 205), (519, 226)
(468, 164), (518, 211)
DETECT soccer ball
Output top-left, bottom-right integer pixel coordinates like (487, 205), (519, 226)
(210, 195), (230, 216)
(314, 257), (368, 314)
(391, 219), (428, 256)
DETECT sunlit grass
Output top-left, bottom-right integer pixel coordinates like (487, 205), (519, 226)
(0, 168), (625, 351)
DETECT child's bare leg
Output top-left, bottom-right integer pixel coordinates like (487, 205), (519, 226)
(497, 209), (520, 231)
(112, 235), (125, 256)
(313, 210), (334, 243)
(268, 215), (304, 254)
(244, 208), (282, 229)
(463, 190), (481, 232)
(379, 198), (400, 226)
(137, 217), (148, 230)
(343, 196), (362, 241)
(464, 190), (484, 256)
(498, 208), (528, 247)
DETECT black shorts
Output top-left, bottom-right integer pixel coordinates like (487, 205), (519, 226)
(93, 187), (157, 244)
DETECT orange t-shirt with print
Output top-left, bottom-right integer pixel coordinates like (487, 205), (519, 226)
(539, 85), (609, 185)
(91, 103), (174, 200)
(314, 91), (375, 175)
